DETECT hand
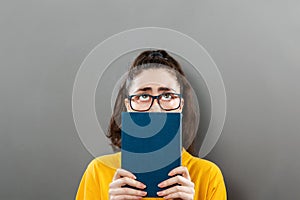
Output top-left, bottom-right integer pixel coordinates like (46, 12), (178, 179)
(109, 168), (147, 200)
(157, 166), (195, 200)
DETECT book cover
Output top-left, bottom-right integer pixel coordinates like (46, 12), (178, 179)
(121, 112), (182, 197)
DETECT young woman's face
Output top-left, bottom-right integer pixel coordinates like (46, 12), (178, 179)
(125, 68), (184, 112)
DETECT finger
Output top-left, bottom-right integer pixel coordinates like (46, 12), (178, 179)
(163, 191), (192, 200)
(157, 185), (194, 197)
(110, 177), (146, 189)
(168, 166), (191, 180)
(110, 187), (147, 197)
(113, 168), (136, 180)
(158, 175), (194, 188)
(110, 194), (143, 200)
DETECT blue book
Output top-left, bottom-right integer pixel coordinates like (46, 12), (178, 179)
(121, 112), (182, 197)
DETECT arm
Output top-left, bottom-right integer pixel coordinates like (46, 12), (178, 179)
(76, 160), (101, 200)
(207, 168), (227, 200)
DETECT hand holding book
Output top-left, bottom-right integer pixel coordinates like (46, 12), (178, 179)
(109, 168), (147, 199)
(157, 166), (195, 200)
(109, 166), (195, 200)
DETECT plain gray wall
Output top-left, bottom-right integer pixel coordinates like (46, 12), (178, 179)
(1, 0), (300, 199)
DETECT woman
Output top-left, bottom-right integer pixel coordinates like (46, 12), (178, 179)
(76, 50), (226, 200)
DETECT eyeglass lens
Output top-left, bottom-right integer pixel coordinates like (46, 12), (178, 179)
(130, 93), (181, 111)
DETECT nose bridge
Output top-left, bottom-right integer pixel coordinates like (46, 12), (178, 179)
(149, 97), (162, 112)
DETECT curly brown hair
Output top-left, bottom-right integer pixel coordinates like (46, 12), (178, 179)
(106, 49), (198, 154)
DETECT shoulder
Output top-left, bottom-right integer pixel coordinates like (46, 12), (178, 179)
(182, 149), (224, 180)
(85, 152), (121, 172)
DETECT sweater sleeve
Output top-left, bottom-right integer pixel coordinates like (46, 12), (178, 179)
(76, 160), (101, 200)
(207, 165), (227, 200)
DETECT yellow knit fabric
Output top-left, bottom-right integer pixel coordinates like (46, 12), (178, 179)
(76, 149), (226, 200)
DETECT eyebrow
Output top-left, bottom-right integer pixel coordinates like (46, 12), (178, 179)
(134, 87), (176, 93)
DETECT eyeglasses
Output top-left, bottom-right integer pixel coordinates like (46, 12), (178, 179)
(128, 93), (182, 111)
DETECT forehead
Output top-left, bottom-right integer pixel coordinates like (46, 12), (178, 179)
(128, 68), (180, 93)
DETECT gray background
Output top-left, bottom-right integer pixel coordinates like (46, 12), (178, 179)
(1, 0), (299, 199)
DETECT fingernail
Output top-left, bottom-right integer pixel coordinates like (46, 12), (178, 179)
(158, 183), (164, 187)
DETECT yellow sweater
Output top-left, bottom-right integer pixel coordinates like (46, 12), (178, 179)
(76, 149), (226, 200)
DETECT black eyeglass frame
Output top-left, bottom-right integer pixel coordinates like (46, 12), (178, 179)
(127, 93), (183, 111)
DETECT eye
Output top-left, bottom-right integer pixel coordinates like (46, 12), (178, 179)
(161, 93), (173, 100)
(138, 94), (151, 101)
